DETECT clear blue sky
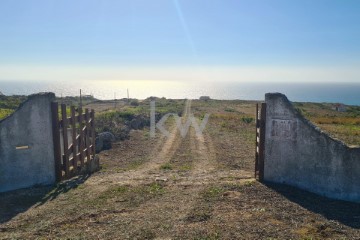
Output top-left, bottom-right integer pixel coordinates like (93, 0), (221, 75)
(0, 0), (360, 82)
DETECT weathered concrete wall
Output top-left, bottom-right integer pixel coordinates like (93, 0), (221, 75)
(0, 93), (56, 192)
(264, 93), (360, 202)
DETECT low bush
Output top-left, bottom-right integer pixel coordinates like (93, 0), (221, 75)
(242, 117), (254, 124)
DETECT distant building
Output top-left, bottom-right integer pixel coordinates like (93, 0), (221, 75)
(332, 103), (347, 112)
(199, 96), (211, 101)
(83, 95), (94, 99)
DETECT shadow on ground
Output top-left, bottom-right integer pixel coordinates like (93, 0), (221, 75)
(0, 174), (90, 224)
(265, 182), (360, 229)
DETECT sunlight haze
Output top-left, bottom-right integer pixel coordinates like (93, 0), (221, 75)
(1, 0), (360, 83)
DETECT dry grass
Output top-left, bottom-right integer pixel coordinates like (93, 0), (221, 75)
(294, 102), (360, 146)
(313, 116), (360, 125)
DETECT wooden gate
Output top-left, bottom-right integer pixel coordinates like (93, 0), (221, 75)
(255, 103), (266, 181)
(51, 102), (96, 181)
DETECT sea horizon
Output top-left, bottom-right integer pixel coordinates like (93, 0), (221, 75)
(1, 80), (360, 105)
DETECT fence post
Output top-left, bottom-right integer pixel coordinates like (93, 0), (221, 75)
(51, 102), (62, 182)
(90, 109), (96, 157)
(255, 103), (259, 178)
(258, 103), (266, 182)
(61, 104), (70, 178)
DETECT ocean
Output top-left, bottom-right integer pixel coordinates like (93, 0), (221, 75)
(1, 80), (360, 105)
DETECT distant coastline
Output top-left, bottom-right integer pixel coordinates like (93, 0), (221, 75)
(1, 81), (360, 105)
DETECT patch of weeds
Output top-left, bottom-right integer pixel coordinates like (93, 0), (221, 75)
(202, 186), (224, 201)
(114, 167), (125, 173)
(77, 185), (86, 190)
(132, 228), (156, 239)
(160, 162), (173, 170)
(224, 108), (236, 113)
(110, 185), (129, 194)
(199, 113), (207, 120)
(99, 164), (109, 172)
(193, 232), (221, 240)
(126, 158), (146, 170)
(243, 180), (256, 186)
(186, 186), (225, 223)
(241, 116), (254, 124)
(93, 182), (165, 208)
(0, 108), (14, 119)
(129, 99), (139, 106)
(220, 121), (227, 128)
(222, 175), (235, 181)
(170, 175), (178, 181)
(186, 206), (212, 223)
(179, 163), (192, 171)
(158, 223), (172, 231)
(126, 183), (165, 207)
(242, 130), (256, 142)
(222, 181), (256, 192)
(98, 185), (129, 200)
(148, 182), (165, 195)
(295, 107), (305, 115)
(143, 130), (150, 139)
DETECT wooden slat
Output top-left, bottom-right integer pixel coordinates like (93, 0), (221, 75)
(59, 113), (87, 128)
(70, 106), (78, 174)
(61, 104), (70, 178)
(255, 103), (259, 178)
(78, 107), (85, 167)
(51, 102), (62, 182)
(69, 157), (74, 167)
(90, 109), (96, 157)
(66, 143), (75, 155)
(85, 109), (91, 162)
(82, 148), (88, 164)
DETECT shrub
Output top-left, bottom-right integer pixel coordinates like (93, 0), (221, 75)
(130, 99), (139, 106)
(224, 108), (236, 112)
(242, 117), (253, 124)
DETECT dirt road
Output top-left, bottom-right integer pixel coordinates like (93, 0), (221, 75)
(88, 99), (251, 185)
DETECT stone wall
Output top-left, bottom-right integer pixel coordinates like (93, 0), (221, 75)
(264, 93), (360, 202)
(0, 93), (56, 192)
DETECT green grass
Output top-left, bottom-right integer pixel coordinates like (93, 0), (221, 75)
(186, 186), (225, 224)
(179, 164), (192, 171)
(202, 186), (225, 201)
(89, 182), (166, 208)
(0, 95), (26, 109)
(241, 116), (254, 124)
(224, 107), (236, 112)
(160, 162), (173, 170)
(0, 95), (27, 120)
(0, 108), (14, 119)
(100, 185), (129, 198)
